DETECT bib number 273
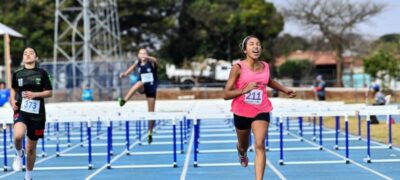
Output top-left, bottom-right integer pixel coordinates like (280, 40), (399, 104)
(244, 89), (262, 105)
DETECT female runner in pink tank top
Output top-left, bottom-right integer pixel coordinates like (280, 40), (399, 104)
(224, 36), (296, 180)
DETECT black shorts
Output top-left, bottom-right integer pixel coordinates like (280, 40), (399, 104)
(234, 113), (270, 130)
(141, 84), (157, 98)
(13, 112), (45, 141)
(144, 90), (157, 98)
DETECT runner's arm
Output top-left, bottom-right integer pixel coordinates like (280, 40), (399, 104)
(121, 62), (138, 78)
(224, 64), (243, 100)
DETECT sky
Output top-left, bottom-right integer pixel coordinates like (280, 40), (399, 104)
(267, 0), (400, 39)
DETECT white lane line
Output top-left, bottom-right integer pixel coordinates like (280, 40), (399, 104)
(0, 137), (93, 179)
(267, 159), (286, 180)
(84, 140), (142, 180)
(288, 132), (393, 180)
(0, 127), (114, 179)
(180, 128), (195, 180)
(85, 126), (160, 180)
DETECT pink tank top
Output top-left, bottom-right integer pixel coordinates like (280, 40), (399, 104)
(231, 60), (273, 118)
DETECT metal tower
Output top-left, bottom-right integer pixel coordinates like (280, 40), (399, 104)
(53, 0), (121, 94)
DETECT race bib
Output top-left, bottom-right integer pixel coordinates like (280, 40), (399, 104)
(244, 89), (263, 105)
(141, 73), (154, 83)
(21, 99), (40, 114)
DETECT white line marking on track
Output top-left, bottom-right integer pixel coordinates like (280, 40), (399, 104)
(267, 159), (286, 180)
(180, 129), (194, 180)
(288, 132), (393, 180)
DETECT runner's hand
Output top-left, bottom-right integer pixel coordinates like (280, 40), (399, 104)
(241, 82), (258, 94)
(11, 102), (18, 111)
(286, 89), (296, 98)
(22, 91), (36, 99)
(120, 72), (127, 78)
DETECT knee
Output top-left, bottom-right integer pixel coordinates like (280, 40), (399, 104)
(26, 147), (36, 157)
(14, 134), (24, 142)
(255, 142), (265, 151)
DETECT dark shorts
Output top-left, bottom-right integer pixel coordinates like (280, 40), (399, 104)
(13, 112), (45, 141)
(144, 90), (157, 98)
(234, 113), (270, 130)
(317, 95), (325, 101)
(143, 84), (157, 98)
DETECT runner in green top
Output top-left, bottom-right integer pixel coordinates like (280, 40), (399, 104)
(10, 47), (53, 180)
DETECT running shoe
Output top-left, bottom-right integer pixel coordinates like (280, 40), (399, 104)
(13, 149), (24, 171)
(237, 146), (248, 167)
(148, 134), (153, 144)
(238, 153), (248, 167)
(118, 97), (126, 107)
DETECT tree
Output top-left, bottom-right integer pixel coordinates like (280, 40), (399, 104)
(0, 0), (55, 66)
(364, 50), (400, 90)
(282, 0), (385, 86)
(278, 59), (313, 86)
(273, 34), (309, 57)
(161, 0), (284, 65)
(380, 33), (400, 43)
(117, 0), (178, 52)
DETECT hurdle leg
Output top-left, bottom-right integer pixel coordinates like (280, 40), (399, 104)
(183, 116), (187, 144)
(319, 116), (323, 150)
(80, 122), (84, 147)
(53, 123), (57, 137)
(3, 122), (8, 171)
(345, 115), (350, 164)
(125, 121), (130, 155)
(286, 117), (290, 131)
(22, 137), (26, 171)
(97, 119), (101, 140)
(279, 115), (284, 165)
(41, 137), (46, 157)
(110, 121), (114, 155)
(135, 121), (139, 139)
(67, 122), (71, 147)
(88, 121), (93, 169)
(365, 114), (371, 163)
(46, 122), (50, 138)
(9, 125), (13, 149)
(193, 119), (198, 167)
(312, 116), (316, 141)
(198, 120), (201, 140)
(107, 121), (112, 169)
(388, 114), (392, 149)
(143, 120), (146, 133)
(138, 121), (142, 145)
(180, 120), (184, 154)
(298, 117), (303, 141)
(334, 116), (339, 150)
(56, 121), (60, 157)
(173, 119), (178, 168)
(189, 118), (192, 132)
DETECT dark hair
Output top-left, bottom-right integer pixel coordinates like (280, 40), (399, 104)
(239, 35), (259, 51)
(23, 47), (40, 68)
(0, 81), (5, 86)
(24, 47), (39, 58)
